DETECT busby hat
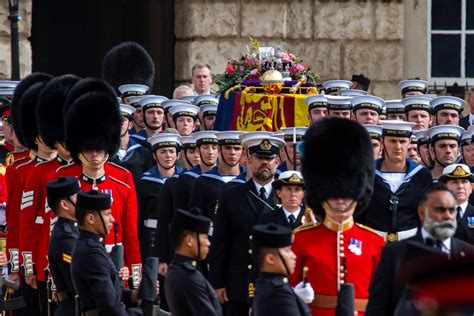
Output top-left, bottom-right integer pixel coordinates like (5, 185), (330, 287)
(170, 208), (211, 235)
(301, 117), (375, 216)
(102, 41), (155, 92)
(11, 73), (52, 137)
(46, 176), (80, 212)
(252, 223), (292, 249)
(77, 190), (111, 211)
(37, 75), (81, 149)
(65, 91), (122, 163)
(17, 81), (51, 150)
(351, 74), (371, 89)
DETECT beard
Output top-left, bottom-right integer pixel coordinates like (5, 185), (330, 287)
(253, 166), (274, 182)
(423, 213), (457, 241)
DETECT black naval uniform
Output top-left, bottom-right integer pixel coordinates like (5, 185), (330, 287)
(48, 217), (79, 315)
(454, 203), (474, 244)
(109, 138), (153, 182)
(258, 206), (304, 230)
(165, 254), (222, 316)
(71, 230), (132, 316)
(209, 179), (277, 315)
(173, 165), (202, 212)
(253, 272), (311, 316)
(157, 175), (180, 265)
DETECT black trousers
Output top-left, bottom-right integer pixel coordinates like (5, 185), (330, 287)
(226, 301), (248, 316)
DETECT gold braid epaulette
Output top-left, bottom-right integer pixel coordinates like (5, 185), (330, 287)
(355, 223), (384, 237)
(293, 222), (320, 233)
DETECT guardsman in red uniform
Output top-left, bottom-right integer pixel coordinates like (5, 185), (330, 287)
(19, 75), (80, 314)
(57, 82), (141, 279)
(7, 73), (54, 315)
(290, 118), (384, 316)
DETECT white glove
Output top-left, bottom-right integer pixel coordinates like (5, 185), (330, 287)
(293, 281), (314, 304)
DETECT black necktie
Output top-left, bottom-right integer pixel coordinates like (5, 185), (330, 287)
(259, 187), (267, 201)
(456, 205), (462, 222)
(288, 214), (296, 227)
(426, 237), (443, 250)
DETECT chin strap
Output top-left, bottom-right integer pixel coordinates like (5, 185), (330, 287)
(35, 137), (56, 156)
(56, 142), (71, 161)
(277, 249), (290, 276)
(198, 150), (215, 167)
(321, 200), (358, 213)
(196, 232), (201, 260)
(78, 153), (109, 169)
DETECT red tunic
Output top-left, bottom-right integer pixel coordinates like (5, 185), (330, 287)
(19, 156), (70, 281)
(56, 162), (141, 269)
(290, 217), (384, 316)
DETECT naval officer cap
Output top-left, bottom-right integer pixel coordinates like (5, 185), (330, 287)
(340, 89), (368, 97)
(138, 95), (169, 112)
(118, 84), (149, 99)
(171, 208), (211, 235)
(364, 124), (383, 140)
(252, 223), (292, 249)
(430, 96), (464, 114)
(169, 103), (200, 120)
(120, 104), (135, 120)
(46, 176), (80, 212)
(180, 135), (197, 150)
(272, 171), (304, 190)
(399, 79), (429, 96)
(402, 96), (432, 114)
(326, 95), (353, 111)
(200, 104), (218, 117)
(193, 130), (218, 146)
(271, 132), (285, 141)
(281, 127), (307, 142)
(439, 164), (473, 183)
(242, 132), (285, 158)
(385, 99), (405, 114)
(380, 120), (416, 138)
(322, 80), (352, 95)
(216, 131), (244, 146)
(413, 130), (429, 146)
(351, 95), (385, 114)
(304, 95), (328, 110)
(426, 125), (464, 144)
(194, 94), (218, 107)
(148, 133), (180, 151)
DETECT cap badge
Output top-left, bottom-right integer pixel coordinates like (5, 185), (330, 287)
(453, 166), (469, 177)
(289, 173), (301, 183)
(259, 139), (272, 151)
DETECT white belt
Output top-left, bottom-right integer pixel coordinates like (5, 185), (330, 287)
(143, 219), (157, 229)
(374, 227), (417, 242)
(104, 243), (123, 253)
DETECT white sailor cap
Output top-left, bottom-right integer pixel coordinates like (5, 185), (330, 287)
(401, 96), (432, 113)
(216, 131), (244, 145)
(380, 120), (416, 137)
(195, 94), (218, 107)
(148, 133), (181, 150)
(241, 132), (285, 158)
(426, 125), (464, 143)
(127, 95), (147, 108)
(118, 84), (149, 98)
(439, 164), (472, 183)
(162, 99), (192, 111)
(271, 132), (285, 141)
(304, 95), (328, 110)
(0, 89), (14, 98)
(281, 127), (307, 142)
(430, 96), (464, 114)
(322, 80), (352, 94)
(0, 81), (19, 90)
(326, 95), (353, 110)
(413, 130), (429, 145)
(169, 103), (200, 119)
(120, 104), (136, 117)
(399, 79), (429, 96)
(363, 124), (383, 140)
(200, 104), (218, 117)
(461, 131), (472, 145)
(351, 95), (384, 113)
(340, 89), (368, 97)
(192, 131), (218, 145)
(384, 100), (405, 114)
(138, 95), (169, 112)
(180, 95), (196, 103)
(180, 136), (197, 149)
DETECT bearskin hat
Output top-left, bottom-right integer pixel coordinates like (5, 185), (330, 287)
(65, 91), (121, 163)
(10, 73), (52, 143)
(63, 78), (116, 118)
(101, 41), (155, 92)
(36, 75), (80, 148)
(301, 117), (375, 217)
(17, 81), (51, 150)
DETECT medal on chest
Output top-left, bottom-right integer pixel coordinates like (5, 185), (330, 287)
(467, 216), (474, 228)
(348, 238), (362, 256)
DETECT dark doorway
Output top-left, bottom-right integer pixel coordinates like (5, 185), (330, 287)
(31, 0), (175, 96)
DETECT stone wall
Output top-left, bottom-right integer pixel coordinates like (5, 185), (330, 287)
(0, 0), (32, 80)
(175, 0), (424, 100)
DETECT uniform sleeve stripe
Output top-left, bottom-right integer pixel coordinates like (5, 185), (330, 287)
(21, 201), (33, 209)
(22, 191), (34, 198)
(62, 253), (72, 263)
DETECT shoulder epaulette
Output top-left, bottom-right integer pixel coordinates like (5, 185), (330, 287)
(109, 175), (131, 189)
(294, 222), (320, 233)
(108, 162), (130, 173)
(355, 223), (384, 237)
(8, 155), (27, 167)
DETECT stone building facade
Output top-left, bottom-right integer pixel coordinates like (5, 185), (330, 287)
(175, 0), (429, 99)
